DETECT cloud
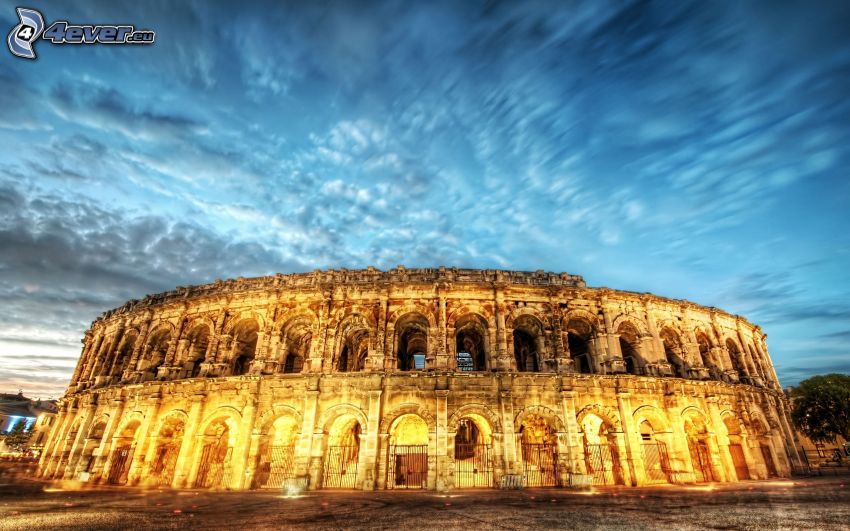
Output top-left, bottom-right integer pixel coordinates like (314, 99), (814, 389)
(48, 82), (207, 142)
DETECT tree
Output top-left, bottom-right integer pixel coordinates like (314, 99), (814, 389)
(791, 373), (850, 443)
(1, 420), (33, 453)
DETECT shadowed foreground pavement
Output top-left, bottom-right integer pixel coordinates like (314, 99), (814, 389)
(1, 477), (849, 530)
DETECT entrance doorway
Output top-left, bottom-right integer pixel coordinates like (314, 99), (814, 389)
(517, 414), (558, 487)
(387, 414), (429, 489)
(454, 417), (493, 488)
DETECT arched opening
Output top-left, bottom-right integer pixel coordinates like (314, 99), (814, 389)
(107, 421), (140, 485)
(617, 323), (643, 376)
(750, 417), (778, 478)
(726, 339), (747, 382)
(518, 413), (559, 487)
(140, 328), (171, 380)
(660, 328), (688, 378)
(254, 416), (299, 489)
(566, 318), (594, 374)
(149, 416), (185, 487)
(387, 414), (429, 489)
(230, 320), (259, 376)
(683, 411), (716, 483)
(748, 345), (766, 385)
(336, 320), (369, 372)
(512, 315), (544, 372)
(696, 332), (720, 380)
(185, 325), (210, 378)
(453, 415), (494, 488)
(396, 313), (428, 371)
(279, 316), (312, 374)
(322, 415), (361, 489)
(194, 417), (235, 489)
(455, 315), (488, 372)
(580, 413), (625, 486)
(109, 331), (137, 382)
(636, 417), (672, 484)
(723, 414), (750, 481)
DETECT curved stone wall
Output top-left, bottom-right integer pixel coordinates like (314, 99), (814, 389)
(38, 267), (801, 490)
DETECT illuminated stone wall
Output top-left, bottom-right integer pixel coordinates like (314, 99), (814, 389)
(38, 267), (801, 490)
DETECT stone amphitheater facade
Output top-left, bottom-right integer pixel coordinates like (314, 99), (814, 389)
(38, 267), (802, 491)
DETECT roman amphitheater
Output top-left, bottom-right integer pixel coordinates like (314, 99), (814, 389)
(38, 267), (802, 491)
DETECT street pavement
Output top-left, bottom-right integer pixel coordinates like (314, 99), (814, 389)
(0, 476), (848, 530)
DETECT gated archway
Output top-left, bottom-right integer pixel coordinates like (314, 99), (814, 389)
(194, 417), (236, 489)
(107, 420), (140, 485)
(453, 414), (494, 488)
(637, 419), (672, 484)
(322, 415), (361, 489)
(684, 409), (716, 483)
(722, 413), (750, 481)
(387, 414), (429, 489)
(254, 415), (299, 489)
(580, 413), (625, 486)
(148, 414), (186, 487)
(517, 413), (559, 487)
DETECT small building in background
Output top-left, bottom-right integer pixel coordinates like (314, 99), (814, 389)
(0, 392), (58, 457)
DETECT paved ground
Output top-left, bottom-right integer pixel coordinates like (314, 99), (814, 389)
(1, 477), (849, 530)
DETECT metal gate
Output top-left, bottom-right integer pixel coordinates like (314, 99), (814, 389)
(728, 443), (750, 480)
(387, 445), (428, 489)
(323, 445), (359, 489)
(760, 445), (778, 477)
(254, 445), (296, 489)
(194, 444), (233, 489)
(585, 443), (624, 486)
(150, 444), (181, 487)
(107, 446), (133, 485)
(688, 439), (715, 482)
(454, 443), (493, 488)
(520, 442), (558, 487)
(641, 442), (671, 484)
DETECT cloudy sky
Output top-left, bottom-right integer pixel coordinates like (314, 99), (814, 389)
(1, 1), (849, 398)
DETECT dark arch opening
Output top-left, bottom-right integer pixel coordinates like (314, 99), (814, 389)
(568, 333), (592, 374)
(513, 329), (539, 372)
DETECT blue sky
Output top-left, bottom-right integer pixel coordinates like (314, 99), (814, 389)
(1, 1), (849, 398)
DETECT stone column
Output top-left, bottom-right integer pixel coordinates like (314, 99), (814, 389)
(667, 406), (693, 483)
(65, 398), (98, 479)
(498, 390), (517, 474)
(548, 299), (569, 373)
(706, 396), (736, 483)
(559, 389), (587, 477)
(175, 393), (206, 488)
(127, 394), (163, 485)
(435, 390), (449, 491)
(360, 389), (383, 490)
(644, 302), (665, 363)
(44, 404), (78, 478)
(232, 384), (259, 489)
(299, 389), (321, 488)
(601, 299), (625, 374)
(309, 292), (332, 373)
(91, 396), (126, 482)
(436, 291), (448, 369)
(493, 286), (508, 370)
(68, 331), (94, 389)
(616, 391), (643, 486)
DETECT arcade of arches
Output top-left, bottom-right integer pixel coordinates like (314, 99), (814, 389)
(40, 267), (801, 490)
